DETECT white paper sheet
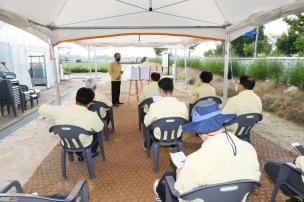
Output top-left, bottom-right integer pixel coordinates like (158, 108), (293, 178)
(170, 152), (186, 168)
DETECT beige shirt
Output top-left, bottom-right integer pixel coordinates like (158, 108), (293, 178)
(39, 104), (103, 147)
(95, 93), (112, 118)
(191, 83), (216, 102)
(108, 61), (122, 81)
(175, 133), (260, 202)
(222, 90), (262, 132)
(144, 97), (188, 140)
(139, 81), (160, 102)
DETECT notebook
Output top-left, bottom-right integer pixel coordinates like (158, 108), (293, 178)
(170, 152), (186, 168)
(291, 142), (304, 155)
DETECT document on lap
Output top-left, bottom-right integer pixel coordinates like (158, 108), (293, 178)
(152, 96), (161, 102)
(170, 152), (186, 168)
(291, 142), (304, 155)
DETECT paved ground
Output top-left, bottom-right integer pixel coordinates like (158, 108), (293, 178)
(11, 84), (290, 202)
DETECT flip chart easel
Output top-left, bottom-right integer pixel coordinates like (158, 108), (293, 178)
(128, 66), (150, 103)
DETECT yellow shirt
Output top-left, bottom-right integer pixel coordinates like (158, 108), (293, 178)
(39, 104), (103, 147)
(191, 83), (216, 102)
(139, 81), (160, 102)
(175, 133), (260, 202)
(95, 93), (112, 118)
(222, 90), (262, 115)
(144, 97), (188, 140)
(108, 61), (122, 81)
(222, 90), (262, 133)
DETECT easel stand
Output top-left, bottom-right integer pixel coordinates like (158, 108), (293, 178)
(128, 79), (142, 103)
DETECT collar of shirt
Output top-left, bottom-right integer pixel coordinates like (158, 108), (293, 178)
(201, 132), (236, 147)
(70, 104), (89, 112)
(238, 90), (254, 96)
(159, 96), (178, 102)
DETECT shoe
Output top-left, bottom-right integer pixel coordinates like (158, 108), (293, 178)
(92, 151), (99, 158)
(77, 154), (84, 161)
(153, 179), (162, 202)
(286, 197), (302, 202)
(113, 104), (119, 107)
(118, 102), (124, 105)
(144, 144), (148, 152)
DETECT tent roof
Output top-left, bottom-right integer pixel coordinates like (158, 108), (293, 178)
(0, 0), (303, 47)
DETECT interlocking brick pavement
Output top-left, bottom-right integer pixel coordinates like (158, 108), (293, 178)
(23, 88), (294, 202)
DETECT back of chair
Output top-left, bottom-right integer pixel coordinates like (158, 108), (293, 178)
(180, 180), (258, 202)
(138, 97), (154, 121)
(0, 180), (89, 202)
(49, 125), (93, 150)
(0, 79), (20, 105)
(88, 101), (110, 120)
(224, 113), (263, 142)
(149, 117), (187, 144)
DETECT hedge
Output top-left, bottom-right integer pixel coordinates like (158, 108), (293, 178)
(62, 62), (109, 74)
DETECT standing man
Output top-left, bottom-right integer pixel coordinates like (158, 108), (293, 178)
(109, 53), (123, 107)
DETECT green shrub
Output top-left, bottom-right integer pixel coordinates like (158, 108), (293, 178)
(248, 60), (268, 80)
(267, 60), (284, 86)
(62, 63), (108, 73)
(289, 63), (304, 89)
(148, 57), (162, 64)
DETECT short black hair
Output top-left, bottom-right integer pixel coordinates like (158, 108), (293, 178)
(76, 87), (95, 105)
(199, 71), (213, 83)
(239, 75), (256, 90)
(158, 78), (174, 93)
(151, 72), (161, 82)
(114, 53), (120, 58)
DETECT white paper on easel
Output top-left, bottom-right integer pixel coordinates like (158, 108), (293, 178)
(130, 66), (140, 80)
(140, 67), (150, 80)
(170, 152), (186, 168)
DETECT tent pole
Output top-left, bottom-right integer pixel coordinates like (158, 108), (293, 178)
(223, 34), (230, 105)
(184, 47), (188, 85)
(48, 39), (61, 105)
(254, 27), (259, 59)
(173, 48), (177, 84)
(87, 46), (92, 77)
(94, 50), (97, 78)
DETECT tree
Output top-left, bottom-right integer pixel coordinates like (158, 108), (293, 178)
(276, 13), (304, 56)
(231, 26), (271, 57)
(154, 48), (168, 56)
(203, 42), (224, 57)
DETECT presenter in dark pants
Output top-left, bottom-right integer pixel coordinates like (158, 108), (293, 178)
(109, 53), (123, 107)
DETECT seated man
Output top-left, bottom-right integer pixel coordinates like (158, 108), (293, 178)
(222, 75), (262, 132)
(153, 101), (260, 202)
(222, 75), (262, 115)
(139, 72), (161, 102)
(144, 78), (188, 148)
(191, 71), (216, 102)
(85, 78), (112, 119)
(39, 87), (103, 161)
(265, 158), (304, 202)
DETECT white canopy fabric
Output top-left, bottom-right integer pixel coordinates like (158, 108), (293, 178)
(0, 0), (303, 47)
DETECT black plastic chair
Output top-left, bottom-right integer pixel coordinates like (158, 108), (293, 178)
(0, 179), (89, 202)
(165, 176), (259, 202)
(138, 97), (154, 131)
(189, 96), (222, 121)
(145, 117), (188, 173)
(89, 101), (114, 141)
(0, 78), (24, 117)
(49, 125), (105, 179)
(20, 84), (40, 107)
(224, 113), (263, 143)
(271, 163), (304, 202)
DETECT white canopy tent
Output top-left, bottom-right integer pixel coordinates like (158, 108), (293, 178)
(0, 0), (303, 104)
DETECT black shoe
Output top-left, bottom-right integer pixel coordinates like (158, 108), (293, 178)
(286, 197), (302, 202)
(118, 102), (124, 105)
(113, 104), (119, 107)
(77, 154), (84, 161)
(92, 151), (99, 158)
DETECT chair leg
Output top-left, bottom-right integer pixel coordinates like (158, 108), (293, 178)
(84, 149), (96, 179)
(12, 104), (17, 117)
(177, 142), (183, 152)
(61, 149), (67, 179)
(97, 133), (106, 161)
(145, 128), (151, 158)
(103, 124), (109, 141)
(138, 110), (142, 131)
(153, 143), (160, 173)
(110, 108), (115, 133)
(68, 152), (74, 161)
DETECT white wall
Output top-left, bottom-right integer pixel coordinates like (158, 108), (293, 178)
(0, 21), (55, 88)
